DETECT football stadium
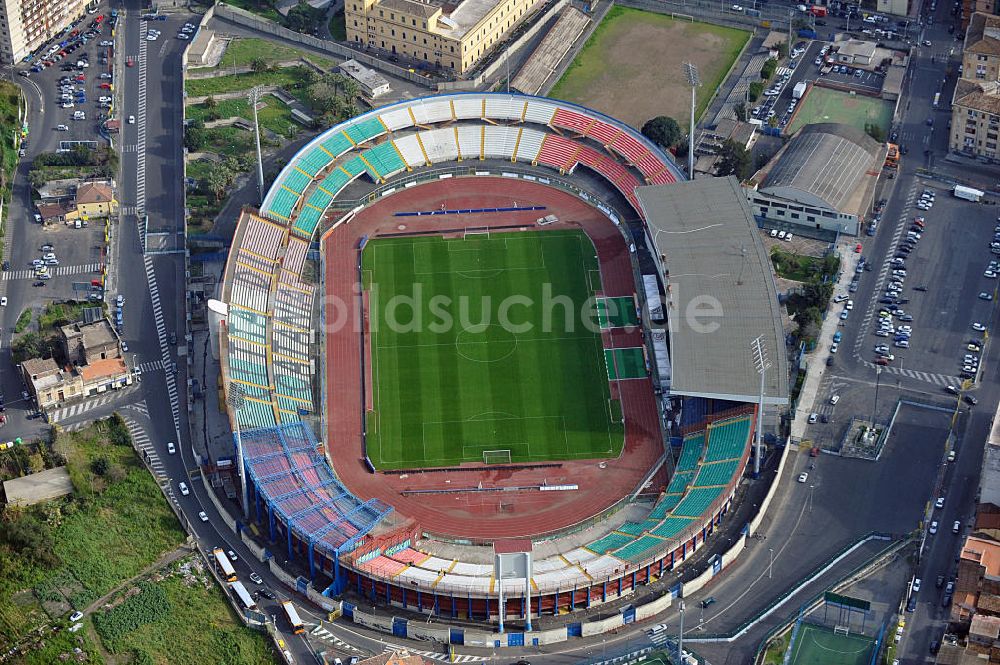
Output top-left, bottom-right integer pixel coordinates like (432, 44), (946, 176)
(215, 92), (788, 632)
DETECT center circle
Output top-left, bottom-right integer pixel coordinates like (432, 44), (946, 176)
(454, 325), (517, 363)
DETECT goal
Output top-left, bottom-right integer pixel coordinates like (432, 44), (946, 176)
(834, 625), (850, 636)
(463, 228), (490, 240)
(483, 449), (512, 465)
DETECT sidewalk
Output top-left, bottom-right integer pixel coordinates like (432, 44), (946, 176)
(789, 244), (855, 440)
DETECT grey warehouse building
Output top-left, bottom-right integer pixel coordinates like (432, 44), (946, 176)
(745, 123), (886, 238)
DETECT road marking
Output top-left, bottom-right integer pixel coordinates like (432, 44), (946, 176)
(48, 384), (141, 423)
(2, 263), (102, 280)
(143, 254), (182, 442)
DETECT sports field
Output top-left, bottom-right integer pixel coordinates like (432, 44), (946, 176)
(787, 623), (876, 665)
(786, 86), (893, 137)
(362, 230), (625, 470)
(548, 6), (749, 129)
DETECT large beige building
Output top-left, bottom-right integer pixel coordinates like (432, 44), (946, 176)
(0, 0), (86, 64)
(345, 0), (541, 74)
(951, 13), (1000, 159)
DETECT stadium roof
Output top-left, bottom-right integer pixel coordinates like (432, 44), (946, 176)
(758, 123), (885, 219)
(637, 177), (788, 405)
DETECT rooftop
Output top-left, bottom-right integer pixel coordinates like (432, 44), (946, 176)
(962, 535), (1000, 578)
(758, 122), (885, 219)
(636, 177), (789, 405)
(375, 0), (501, 39)
(3, 466), (73, 506)
(339, 59), (390, 94)
(953, 78), (1000, 116)
(981, 440), (1000, 509)
(79, 357), (127, 383)
(76, 181), (115, 205)
(838, 39), (877, 59)
(966, 12), (1000, 56)
(21, 357), (61, 381)
(970, 613), (1000, 640)
(61, 318), (119, 353)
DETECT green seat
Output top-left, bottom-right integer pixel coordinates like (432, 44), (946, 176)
(293, 206), (324, 238)
(704, 417), (752, 462)
(671, 487), (723, 518)
(676, 432), (705, 471)
(306, 187), (334, 212)
(299, 147), (332, 176)
(587, 532), (633, 554)
(322, 132), (354, 158)
(268, 188), (299, 221)
(317, 169), (353, 199)
(693, 460), (740, 487)
(362, 142), (407, 179)
(650, 517), (694, 540)
(282, 169), (312, 195)
(344, 116), (386, 145)
(666, 470), (695, 495)
(615, 535), (664, 562)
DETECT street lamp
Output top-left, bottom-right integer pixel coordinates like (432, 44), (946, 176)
(871, 366), (882, 431)
(750, 336), (771, 477)
(247, 86), (266, 205)
(682, 63), (701, 179)
(227, 383), (250, 520)
(768, 547), (774, 579)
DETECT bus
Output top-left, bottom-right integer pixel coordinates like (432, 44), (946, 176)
(212, 548), (237, 582)
(229, 581), (257, 611)
(933, 92), (941, 107)
(282, 600), (305, 635)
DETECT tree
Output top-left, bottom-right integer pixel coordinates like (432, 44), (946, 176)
(865, 122), (886, 143)
(760, 58), (777, 81)
(184, 127), (208, 152)
(734, 102), (748, 122)
(90, 457), (110, 476)
(748, 81), (764, 102)
(641, 116), (683, 150)
(204, 96), (218, 109)
(716, 139), (751, 180)
(285, 1), (323, 32)
(250, 57), (268, 73)
(776, 41), (789, 59)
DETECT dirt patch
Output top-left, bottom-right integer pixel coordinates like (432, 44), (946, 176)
(549, 7), (750, 130)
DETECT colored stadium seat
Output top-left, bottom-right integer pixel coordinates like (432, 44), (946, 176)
(321, 132), (354, 158)
(282, 169), (312, 195)
(693, 459), (741, 487)
(703, 417), (753, 462)
(676, 433), (705, 471)
(666, 470), (696, 495)
(587, 532), (634, 554)
(671, 487), (724, 518)
(650, 516), (694, 540)
(298, 147), (333, 176)
(344, 116), (386, 146)
(362, 141), (407, 180)
(552, 107), (592, 135)
(614, 535), (664, 562)
(292, 205), (324, 238)
(267, 187), (299, 221)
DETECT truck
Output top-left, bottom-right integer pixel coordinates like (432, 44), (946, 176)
(793, 81), (808, 100)
(954, 185), (985, 202)
(810, 5), (827, 16)
(282, 600), (305, 634)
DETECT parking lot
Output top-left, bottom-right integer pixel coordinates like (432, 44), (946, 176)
(820, 63), (885, 94)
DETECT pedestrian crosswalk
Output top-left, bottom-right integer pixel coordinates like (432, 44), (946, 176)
(309, 626), (364, 653)
(860, 360), (959, 387)
(48, 384), (141, 423)
(136, 360), (165, 374)
(123, 415), (170, 488)
(143, 255), (182, 442)
(120, 205), (138, 216)
(2, 263), (102, 280)
(383, 645), (487, 663)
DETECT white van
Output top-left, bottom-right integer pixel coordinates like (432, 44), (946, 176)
(829, 394), (840, 405)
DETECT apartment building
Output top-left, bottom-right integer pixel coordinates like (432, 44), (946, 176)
(0, 0), (86, 64)
(951, 13), (1000, 159)
(345, 0), (542, 74)
(962, 0), (998, 31)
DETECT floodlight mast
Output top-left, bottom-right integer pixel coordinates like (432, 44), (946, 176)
(682, 63), (701, 179)
(750, 336), (771, 478)
(227, 383), (249, 519)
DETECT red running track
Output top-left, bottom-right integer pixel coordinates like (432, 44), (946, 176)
(321, 177), (663, 540)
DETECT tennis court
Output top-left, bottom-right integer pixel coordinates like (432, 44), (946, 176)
(786, 86), (893, 137)
(787, 623), (876, 665)
(363, 229), (625, 470)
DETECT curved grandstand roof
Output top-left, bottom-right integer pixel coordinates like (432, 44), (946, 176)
(760, 122), (884, 214)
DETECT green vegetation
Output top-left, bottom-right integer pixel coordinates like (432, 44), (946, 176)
(187, 96), (301, 138)
(11, 300), (100, 363)
(363, 230), (623, 470)
(748, 80), (764, 102)
(761, 57), (777, 80)
(97, 558), (275, 664)
(0, 416), (186, 646)
(548, 7), (749, 128)
(771, 248), (840, 283)
(773, 248), (841, 346)
(28, 145), (119, 190)
(185, 65), (313, 97)
(786, 86), (893, 137)
(715, 139), (751, 180)
(94, 581), (169, 651)
(329, 8), (347, 41)
(209, 37), (334, 72)
(641, 116), (682, 150)
(762, 632), (790, 665)
(14, 308), (32, 334)
(215, 0), (285, 23)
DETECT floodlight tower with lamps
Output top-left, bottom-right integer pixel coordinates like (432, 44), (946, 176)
(227, 383), (250, 520)
(247, 85), (266, 205)
(750, 336), (771, 478)
(683, 62), (701, 179)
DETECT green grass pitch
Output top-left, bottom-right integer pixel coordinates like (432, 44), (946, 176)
(788, 623), (876, 665)
(362, 230), (625, 470)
